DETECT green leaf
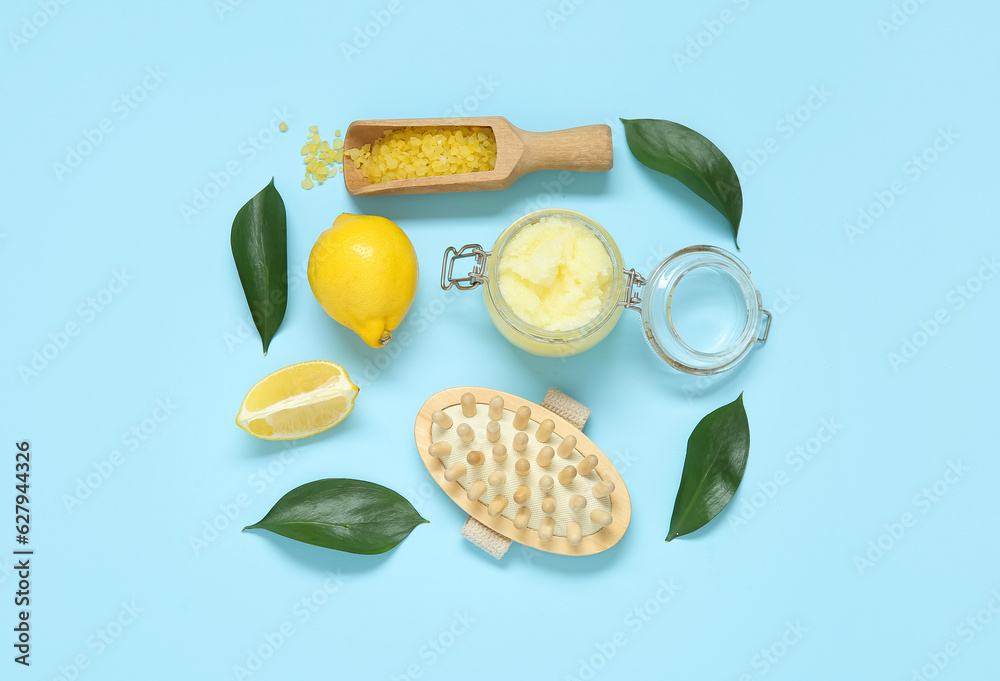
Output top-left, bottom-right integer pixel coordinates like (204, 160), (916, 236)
(244, 478), (428, 554)
(666, 393), (750, 541)
(231, 178), (287, 354)
(621, 118), (743, 248)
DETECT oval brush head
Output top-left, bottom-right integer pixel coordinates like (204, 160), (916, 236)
(414, 387), (631, 556)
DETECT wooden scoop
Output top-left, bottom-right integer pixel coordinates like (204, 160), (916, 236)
(343, 117), (613, 196)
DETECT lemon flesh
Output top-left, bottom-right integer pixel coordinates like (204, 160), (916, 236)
(308, 213), (419, 348)
(236, 360), (358, 440)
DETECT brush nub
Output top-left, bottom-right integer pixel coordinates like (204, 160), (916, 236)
(591, 509), (612, 527)
(444, 463), (466, 482)
(488, 395), (504, 420)
(514, 507), (531, 530)
(467, 450), (485, 466)
(486, 420), (501, 443)
(539, 475), (554, 492)
(457, 423), (475, 443)
(592, 480), (615, 498)
(557, 435), (577, 459)
(558, 465), (577, 486)
(513, 406), (531, 430)
(577, 454), (598, 476)
(536, 446), (554, 467)
(428, 442), (451, 458)
(512, 432), (528, 453)
(538, 517), (555, 541)
(566, 521), (582, 546)
(467, 480), (487, 501)
(488, 470), (506, 488)
(461, 392), (477, 418)
(492, 443), (507, 462)
(541, 495), (556, 513)
(515, 458), (530, 477)
(488, 495), (508, 518)
(535, 419), (555, 442)
(569, 494), (587, 511)
(432, 410), (453, 429)
(513, 485), (530, 504)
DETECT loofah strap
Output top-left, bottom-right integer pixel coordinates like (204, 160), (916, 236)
(461, 387), (590, 559)
(459, 515), (511, 559)
(541, 387), (591, 430)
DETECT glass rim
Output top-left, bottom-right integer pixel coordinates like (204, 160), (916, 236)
(640, 245), (763, 375)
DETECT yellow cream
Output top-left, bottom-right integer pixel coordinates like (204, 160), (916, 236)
(497, 215), (614, 332)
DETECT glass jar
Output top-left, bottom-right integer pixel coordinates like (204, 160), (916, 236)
(442, 209), (771, 374)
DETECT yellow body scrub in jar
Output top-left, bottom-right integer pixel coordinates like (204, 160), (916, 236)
(443, 209), (627, 357)
(497, 215), (614, 332)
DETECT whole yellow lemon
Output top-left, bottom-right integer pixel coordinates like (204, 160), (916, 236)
(308, 213), (419, 348)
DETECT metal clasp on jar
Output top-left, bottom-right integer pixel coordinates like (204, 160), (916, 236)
(441, 244), (491, 290)
(620, 268), (646, 311)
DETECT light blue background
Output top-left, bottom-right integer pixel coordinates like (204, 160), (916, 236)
(3, 0), (998, 679)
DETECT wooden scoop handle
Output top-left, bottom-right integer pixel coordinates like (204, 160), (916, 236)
(516, 124), (613, 174)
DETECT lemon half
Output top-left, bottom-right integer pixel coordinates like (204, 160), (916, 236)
(236, 360), (358, 440)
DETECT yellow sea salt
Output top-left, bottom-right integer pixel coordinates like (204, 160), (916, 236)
(347, 126), (497, 184)
(300, 124), (345, 189)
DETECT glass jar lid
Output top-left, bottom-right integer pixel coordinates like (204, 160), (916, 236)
(637, 245), (771, 375)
